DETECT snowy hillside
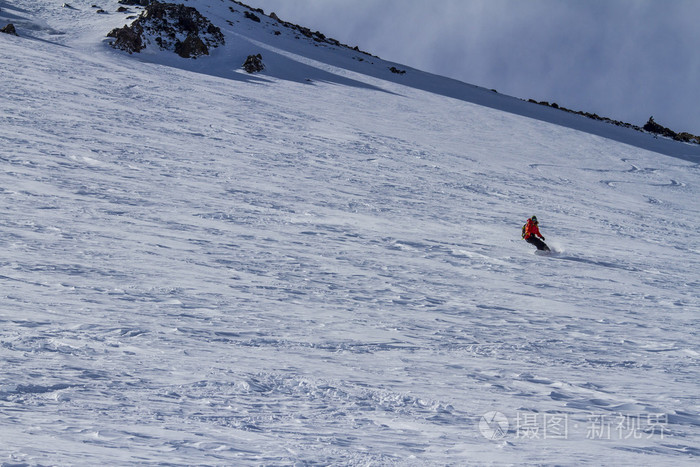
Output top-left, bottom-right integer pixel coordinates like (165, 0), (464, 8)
(1, 0), (699, 465)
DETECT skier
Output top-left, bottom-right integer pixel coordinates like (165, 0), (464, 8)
(522, 215), (550, 251)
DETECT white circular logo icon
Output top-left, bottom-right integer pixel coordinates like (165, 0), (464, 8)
(479, 411), (509, 440)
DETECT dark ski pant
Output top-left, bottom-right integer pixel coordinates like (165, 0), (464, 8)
(526, 236), (550, 251)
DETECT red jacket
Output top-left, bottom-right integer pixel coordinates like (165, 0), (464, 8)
(523, 219), (542, 240)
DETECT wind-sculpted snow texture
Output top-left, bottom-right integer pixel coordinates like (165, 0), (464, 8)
(1, 1), (699, 465)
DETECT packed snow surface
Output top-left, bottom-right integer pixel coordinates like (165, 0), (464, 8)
(1, 1), (699, 464)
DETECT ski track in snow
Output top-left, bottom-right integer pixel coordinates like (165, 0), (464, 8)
(1, 1), (699, 465)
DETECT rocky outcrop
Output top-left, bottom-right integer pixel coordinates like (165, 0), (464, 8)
(643, 116), (676, 139)
(244, 11), (261, 23)
(242, 54), (264, 73)
(175, 34), (208, 59)
(643, 116), (700, 144)
(107, 22), (144, 53)
(107, 1), (224, 58)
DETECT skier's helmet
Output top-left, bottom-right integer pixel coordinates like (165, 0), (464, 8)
(531, 216), (538, 224)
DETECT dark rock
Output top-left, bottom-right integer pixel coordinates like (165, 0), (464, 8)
(1, 23), (18, 36)
(297, 26), (312, 38)
(107, 23), (144, 53)
(244, 11), (261, 22)
(175, 34), (208, 58)
(389, 66), (406, 75)
(107, 1), (224, 58)
(242, 54), (264, 73)
(643, 116), (677, 139)
(676, 132), (696, 143)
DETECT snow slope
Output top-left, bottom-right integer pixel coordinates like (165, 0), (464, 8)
(1, 1), (699, 464)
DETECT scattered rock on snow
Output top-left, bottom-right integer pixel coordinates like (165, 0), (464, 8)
(242, 54), (264, 73)
(107, 1), (225, 58)
(244, 11), (261, 23)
